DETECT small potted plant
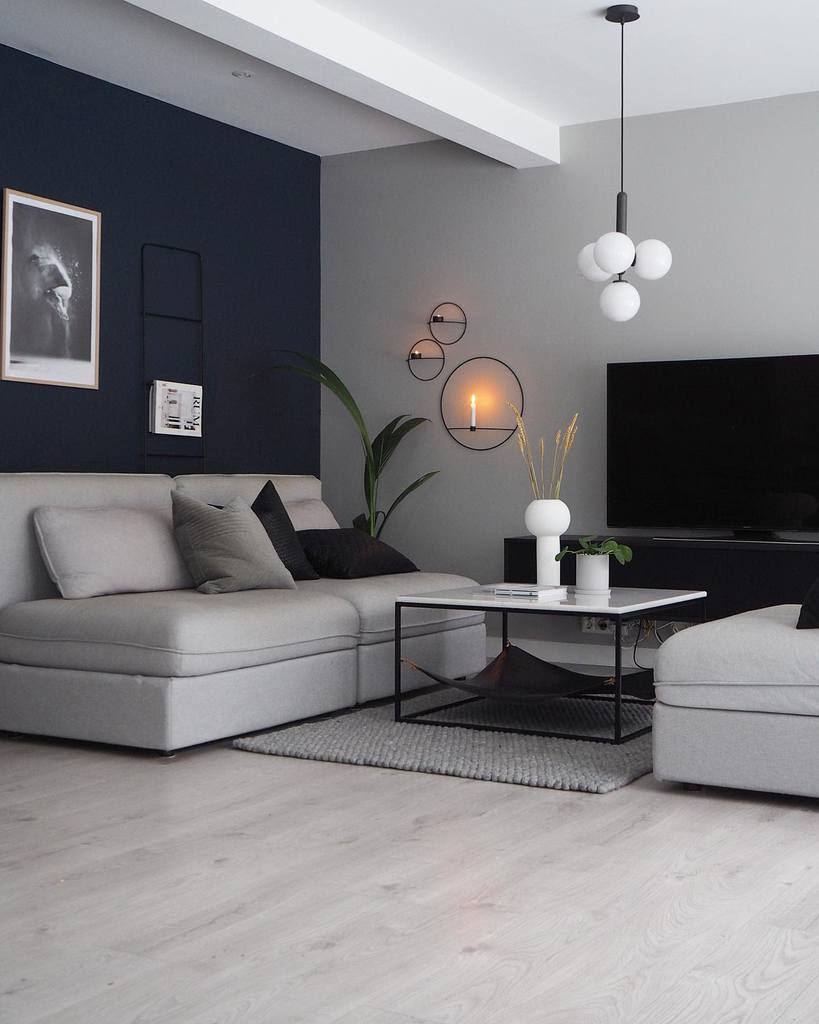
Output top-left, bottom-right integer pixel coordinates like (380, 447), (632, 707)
(556, 536), (633, 597)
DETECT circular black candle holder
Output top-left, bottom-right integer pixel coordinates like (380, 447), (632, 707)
(406, 338), (445, 381)
(428, 302), (467, 345)
(440, 356), (523, 451)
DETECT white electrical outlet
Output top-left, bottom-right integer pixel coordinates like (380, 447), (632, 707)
(580, 615), (616, 635)
(580, 616), (642, 645)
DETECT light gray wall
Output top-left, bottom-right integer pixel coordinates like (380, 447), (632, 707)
(321, 92), (819, 585)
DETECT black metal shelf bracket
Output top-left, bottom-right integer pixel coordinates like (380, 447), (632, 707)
(140, 243), (205, 474)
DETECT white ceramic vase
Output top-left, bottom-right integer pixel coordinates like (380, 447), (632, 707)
(575, 552), (611, 597)
(524, 498), (571, 587)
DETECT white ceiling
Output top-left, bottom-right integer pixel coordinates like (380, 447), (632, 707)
(126, 0), (560, 166)
(0, 0), (434, 156)
(4, 0), (819, 163)
(316, 0), (819, 126)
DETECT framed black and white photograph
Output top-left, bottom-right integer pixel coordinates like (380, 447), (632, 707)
(1, 188), (101, 389)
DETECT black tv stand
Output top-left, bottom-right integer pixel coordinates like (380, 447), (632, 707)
(653, 532), (796, 544)
(504, 533), (819, 619)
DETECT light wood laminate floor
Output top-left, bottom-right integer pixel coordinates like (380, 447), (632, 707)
(3, 735), (819, 1024)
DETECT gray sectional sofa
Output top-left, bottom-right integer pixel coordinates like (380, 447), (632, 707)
(0, 473), (486, 753)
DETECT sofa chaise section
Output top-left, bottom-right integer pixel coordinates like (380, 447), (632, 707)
(0, 587), (360, 752)
(0, 655), (358, 754)
(0, 589), (360, 677)
(654, 604), (819, 798)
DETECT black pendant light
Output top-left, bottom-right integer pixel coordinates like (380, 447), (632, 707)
(577, 4), (672, 322)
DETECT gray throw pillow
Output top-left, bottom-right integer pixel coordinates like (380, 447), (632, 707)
(172, 492), (295, 594)
(34, 506), (193, 599)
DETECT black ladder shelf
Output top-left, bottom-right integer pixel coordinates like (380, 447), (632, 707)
(140, 243), (205, 474)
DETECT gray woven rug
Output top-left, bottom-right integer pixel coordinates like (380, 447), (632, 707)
(234, 688), (653, 794)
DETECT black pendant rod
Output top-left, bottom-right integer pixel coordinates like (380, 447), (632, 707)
(615, 16), (628, 237)
(604, 5), (639, 274)
(620, 18), (624, 195)
(606, 5), (639, 234)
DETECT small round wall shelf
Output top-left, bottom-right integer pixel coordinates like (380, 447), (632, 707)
(428, 302), (467, 345)
(440, 356), (523, 451)
(407, 338), (445, 381)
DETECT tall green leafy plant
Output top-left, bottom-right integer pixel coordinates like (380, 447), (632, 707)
(269, 353), (438, 538)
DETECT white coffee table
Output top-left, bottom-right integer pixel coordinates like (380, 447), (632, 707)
(394, 585), (707, 744)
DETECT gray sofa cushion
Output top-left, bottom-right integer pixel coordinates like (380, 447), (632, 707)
(299, 572), (485, 644)
(0, 588), (359, 677)
(655, 604), (819, 714)
(172, 493), (295, 594)
(33, 505), (192, 599)
(173, 473), (321, 507)
(286, 499), (340, 531)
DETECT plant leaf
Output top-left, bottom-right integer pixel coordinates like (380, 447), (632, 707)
(267, 351), (379, 529)
(367, 416), (431, 533)
(265, 352), (435, 540)
(370, 416), (406, 476)
(267, 352), (373, 462)
(372, 416), (429, 478)
(375, 471), (438, 539)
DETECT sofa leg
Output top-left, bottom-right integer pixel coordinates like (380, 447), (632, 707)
(682, 782), (703, 792)
(158, 750), (176, 760)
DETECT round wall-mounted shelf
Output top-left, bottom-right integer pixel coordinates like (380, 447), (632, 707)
(428, 302), (467, 345)
(407, 338), (445, 381)
(440, 356), (523, 451)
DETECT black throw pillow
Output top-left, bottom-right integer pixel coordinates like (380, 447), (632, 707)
(297, 528), (418, 579)
(251, 481), (319, 581)
(797, 576), (819, 628)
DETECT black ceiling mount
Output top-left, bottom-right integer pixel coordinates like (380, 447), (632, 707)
(605, 4), (640, 23)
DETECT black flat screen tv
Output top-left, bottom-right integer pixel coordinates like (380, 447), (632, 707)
(607, 355), (819, 534)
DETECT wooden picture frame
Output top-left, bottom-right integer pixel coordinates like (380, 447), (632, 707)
(1, 188), (101, 389)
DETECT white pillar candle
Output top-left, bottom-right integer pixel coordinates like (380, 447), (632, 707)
(470, 393), (477, 430)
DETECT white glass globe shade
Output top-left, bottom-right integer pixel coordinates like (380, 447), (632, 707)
(577, 243), (612, 282)
(634, 239), (672, 280)
(600, 280), (641, 322)
(593, 231), (635, 275)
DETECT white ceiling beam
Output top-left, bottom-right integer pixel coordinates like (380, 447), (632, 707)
(124, 0), (560, 167)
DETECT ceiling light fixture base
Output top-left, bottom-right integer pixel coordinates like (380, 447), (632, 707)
(605, 5), (640, 24)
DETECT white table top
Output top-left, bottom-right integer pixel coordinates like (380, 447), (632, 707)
(396, 585), (707, 616)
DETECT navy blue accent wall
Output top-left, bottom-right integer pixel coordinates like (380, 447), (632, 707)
(0, 44), (320, 474)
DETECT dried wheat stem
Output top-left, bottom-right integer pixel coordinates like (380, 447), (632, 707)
(511, 405), (579, 503)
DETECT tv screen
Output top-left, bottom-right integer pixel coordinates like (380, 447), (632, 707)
(607, 355), (819, 533)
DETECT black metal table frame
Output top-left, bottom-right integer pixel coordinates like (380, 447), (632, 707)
(393, 596), (707, 745)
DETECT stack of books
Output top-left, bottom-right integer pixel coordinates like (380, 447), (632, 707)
(491, 583), (568, 601)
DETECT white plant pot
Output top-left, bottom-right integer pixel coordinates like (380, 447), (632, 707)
(524, 499), (571, 587)
(574, 553), (611, 597)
